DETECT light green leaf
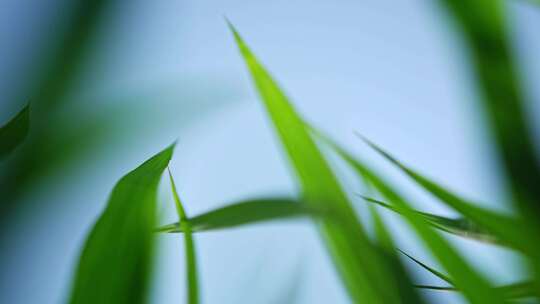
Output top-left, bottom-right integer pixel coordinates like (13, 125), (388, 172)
(0, 105), (29, 159)
(168, 169), (199, 304)
(157, 198), (320, 233)
(229, 21), (408, 303)
(69, 144), (174, 304)
(315, 130), (506, 304)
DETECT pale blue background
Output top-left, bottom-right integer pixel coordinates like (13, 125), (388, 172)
(1, 0), (539, 303)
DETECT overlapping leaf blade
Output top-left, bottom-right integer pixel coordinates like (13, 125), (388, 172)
(69, 144), (174, 304)
(401, 251), (536, 300)
(315, 131), (506, 304)
(364, 196), (503, 245)
(157, 198), (319, 233)
(0, 105), (29, 159)
(229, 22), (410, 303)
(361, 138), (537, 255)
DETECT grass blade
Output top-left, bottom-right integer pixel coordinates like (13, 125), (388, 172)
(157, 198), (320, 233)
(364, 196), (503, 245)
(401, 251), (537, 299)
(360, 137), (537, 254)
(69, 144), (174, 304)
(398, 250), (453, 284)
(316, 131), (506, 304)
(0, 105), (29, 159)
(167, 169), (199, 304)
(229, 22), (409, 303)
(370, 207), (426, 303)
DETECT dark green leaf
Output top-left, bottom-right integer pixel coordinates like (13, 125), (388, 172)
(229, 21), (408, 303)
(0, 105), (29, 159)
(157, 198), (320, 233)
(69, 144), (174, 304)
(168, 169), (199, 304)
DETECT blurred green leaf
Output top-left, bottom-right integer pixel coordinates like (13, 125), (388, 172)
(315, 130), (506, 304)
(0, 105), (29, 159)
(69, 144), (174, 304)
(157, 198), (320, 233)
(363, 196), (503, 245)
(439, 0), (540, 220)
(167, 169), (199, 304)
(229, 21), (410, 303)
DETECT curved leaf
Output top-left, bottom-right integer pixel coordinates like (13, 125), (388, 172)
(157, 198), (319, 233)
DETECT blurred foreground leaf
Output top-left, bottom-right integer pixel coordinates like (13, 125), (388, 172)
(69, 144), (174, 304)
(167, 169), (199, 304)
(0, 105), (29, 159)
(230, 21), (417, 303)
(157, 198), (320, 233)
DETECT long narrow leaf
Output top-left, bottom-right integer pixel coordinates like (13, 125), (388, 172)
(157, 198), (320, 233)
(360, 137), (537, 255)
(364, 196), (503, 245)
(0, 105), (29, 159)
(315, 130), (506, 304)
(168, 169), (199, 304)
(229, 22), (409, 303)
(69, 144), (174, 304)
(401, 250), (536, 299)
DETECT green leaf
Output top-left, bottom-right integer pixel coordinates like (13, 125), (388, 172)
(369, 207), (426, 303)
(363, 196), (503, 245)
(439, 0), (540, 222)
(167, 169), (199, 304)
(0, 105), (29, 159)
(315, 130), (506, 304)
(229, 21), (409, 303)
(360, 136), (537, 255)
(398, 250), (453, 284)
(401, 251), (536, 299)
(69, 144), (174, 304)
(157, 198), (321, 233)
